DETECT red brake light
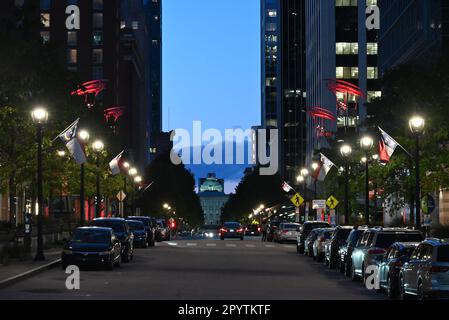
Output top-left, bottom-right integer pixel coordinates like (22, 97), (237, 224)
(368, 249), (386, 255)
(220, 228), (227, 233)
(257, 227), (261, 232)
(237, 228), (244, 232)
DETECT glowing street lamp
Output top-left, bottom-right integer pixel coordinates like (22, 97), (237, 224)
(77, 129), (89, 225)
(340, 144), (352, 225)
(409, 115), (425, 229)
(31, 107), (48, 261)
(92, 140), (104, 217)
(129, 167), (138, 177)
(360, 135), (374, 225)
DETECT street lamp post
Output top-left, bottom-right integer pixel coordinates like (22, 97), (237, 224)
(340, 144), (352, 225)
(31, 107), (48, 261)
(78, 130), (89, 225)
(409, 116), (425, 230)
(360, 136), (374, 225)
(92, 140), (104, 218)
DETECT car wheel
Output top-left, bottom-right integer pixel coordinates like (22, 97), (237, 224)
(123, 247), (131, 263)
(399, 276), (409, 300)
(387, 276), (396, 299)
(339, 260), (345, 273)
(417, 282), (425, 301)
(116, 255), (121, 268)
(149, 239), (155, 247)
(298, 246), (304, 254)
(324, 257), (329, 267)
(106, 259), (114, 271)
(351, 263), (359, 282)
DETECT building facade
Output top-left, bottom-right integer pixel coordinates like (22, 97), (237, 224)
(305, 0), (381, 165)
(261, 0), (307, 185)
(378, 0), (449, 73)
(198, 173), (228, 226)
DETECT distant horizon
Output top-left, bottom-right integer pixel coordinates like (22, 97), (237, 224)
(163, 0), (260, 193)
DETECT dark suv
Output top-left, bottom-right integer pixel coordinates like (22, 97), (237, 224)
(90, 218), (134, 262)
(339, 228), (366, 276)
(128, 216), (156, 247)
(324, 226), (353, 269)
(296, 221), (331, 254)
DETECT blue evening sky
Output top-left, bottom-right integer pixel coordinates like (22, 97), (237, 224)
(163, 0), (261, 193)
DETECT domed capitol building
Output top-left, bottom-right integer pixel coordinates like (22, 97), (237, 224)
(198, 173), (228, 226)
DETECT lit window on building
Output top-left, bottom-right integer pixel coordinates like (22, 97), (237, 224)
(93, 31), (103, 46)
(367, 91), (382, 102)
(367, 43), (378, 55)
(367, 67), (378, 79)
(67, 49), (77, 64)
(268, 9), (277, 17)
(67, 31), (77, 46)
(40, 31), (50, 44)
(41, 13), (50, 28)
(336, 42), (358, 55)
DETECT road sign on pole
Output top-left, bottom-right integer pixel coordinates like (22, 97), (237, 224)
(290, 193), (304, 207)
(117, 191), (126, 217)
(326, 195), (339, 209)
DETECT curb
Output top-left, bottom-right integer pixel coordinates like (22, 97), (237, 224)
(0, 258), (61, 290)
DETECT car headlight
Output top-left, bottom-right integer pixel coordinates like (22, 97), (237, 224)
(63, 249), (73, 255)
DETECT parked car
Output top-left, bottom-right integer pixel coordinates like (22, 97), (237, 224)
(126, 220), (148, 248)
(313, 228), (335, 262)
(61, 227), (121, 270)
(325, 226), (353, 269)
(399, 238), (449, 300)
(273, 222), (300, 243)
(219, 222), (244, 240)
(296, 221), (331, 254)
(351, 228), (424, 282)
(245, 224), (261, 236)
(377, 242), (420, 298)
(304, 229), (321, 257)
(267, 220), (282, 242)
(128, 216), (156, 247)
(155, 218), (170, 241)
(339, 228), (366, 276)
(90, 218), (134, 262)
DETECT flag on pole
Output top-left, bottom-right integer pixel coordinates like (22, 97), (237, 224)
(109, 150), (125, 175)
(314, 153), (337, 182)
(282, 181), (293, 193)
(378, 127), (399, 164)
(57, 119), (87, 165)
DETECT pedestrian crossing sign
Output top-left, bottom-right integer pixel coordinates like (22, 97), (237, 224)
(290, 193), (304, 207)
(326, 195), (339, 209)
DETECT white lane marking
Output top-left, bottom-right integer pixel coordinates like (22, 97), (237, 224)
(206, 243), (217, 247)
(245, 244), (256, 248)
(166, 242), (178, 246)
(265, 244), (275, 248)
(226, 244), (237, 247)
(186, 243), (197, 247)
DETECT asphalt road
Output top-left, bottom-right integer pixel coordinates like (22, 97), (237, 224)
(0, 237), (384, 300)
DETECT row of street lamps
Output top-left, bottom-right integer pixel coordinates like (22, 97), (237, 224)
(31, 107), (143, 261)
(338, 116), (425, 229)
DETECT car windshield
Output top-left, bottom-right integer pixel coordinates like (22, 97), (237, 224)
(72, 229), (109, 244)
(91, 220), (125, 233)
(437, 246), (449, 262)
(304, 223), (329, 232)
(283, 224), (299, 230)
(400, 247), (417, 258)
(130, 218), (149, 227)
(224, 223), (241, 229)
(127, 221), (144, 231)
(375, 233), (424, 249)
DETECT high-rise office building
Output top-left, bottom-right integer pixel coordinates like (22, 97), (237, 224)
(378, 0), (449, 73)
(305, 0), (381, 165)
(261, 0), (307, 185)
(10, 0), (162, 169)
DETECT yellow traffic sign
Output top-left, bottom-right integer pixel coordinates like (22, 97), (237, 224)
(326, 195), (339, 209)
(290, 193), (304, 208)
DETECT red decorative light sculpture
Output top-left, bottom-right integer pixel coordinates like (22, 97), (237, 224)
(71, 80), (107, 108)
(104, 106), (125, 123)
(326, 79), (365, 112)
(309, 106), (336, 138)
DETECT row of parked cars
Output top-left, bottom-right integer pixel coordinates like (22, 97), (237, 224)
(296, 221), (449, 300)
(61, 216), (171, 270)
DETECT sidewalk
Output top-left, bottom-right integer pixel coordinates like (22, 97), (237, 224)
(0, 248), (61, 289)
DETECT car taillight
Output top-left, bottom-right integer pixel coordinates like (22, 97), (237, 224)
(220, 228), (227, 233)
(257, 227), (261, 232)
(368, 249), (386, 255)
(237, 228), (244, 232)
(430, 266), (449, 273)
